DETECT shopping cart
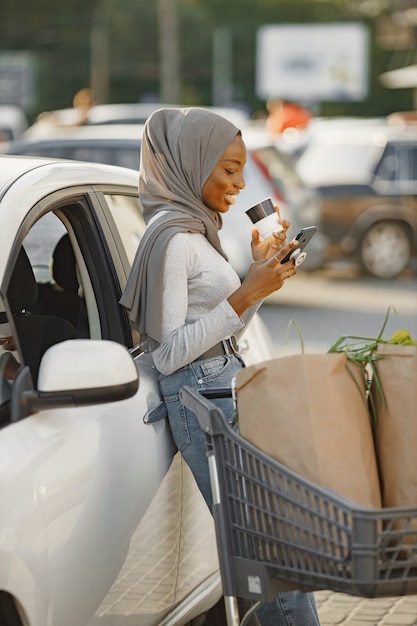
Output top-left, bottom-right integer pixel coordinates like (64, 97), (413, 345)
(179, 385), (417, 626)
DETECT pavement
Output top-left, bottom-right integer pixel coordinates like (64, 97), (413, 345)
(268, 265), (417, 625)
(315, 590), (417, 625)
(266, 263), (417, 315)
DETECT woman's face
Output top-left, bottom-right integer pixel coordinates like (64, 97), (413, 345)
(202, 134), (246, 214)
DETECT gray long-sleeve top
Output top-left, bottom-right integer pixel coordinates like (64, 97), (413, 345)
(151, 231), (261, 375)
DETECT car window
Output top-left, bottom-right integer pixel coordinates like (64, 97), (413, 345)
(410, 146), (417, 182)
(375, 144), (397, 183)
(22, 213), (92, 337)
(15, 143), (140, 171)
(6, 223), (91, 388)
(375, 143), (417, 193)
(4, 196), (134, 393)
(71, 146), (140, 170)
(104, 193), (146, 265)
(110, 147), (140, 170)
(24, 212), (67, 281)
(20, 145), (70, 159)
(1, 215), (71, 422)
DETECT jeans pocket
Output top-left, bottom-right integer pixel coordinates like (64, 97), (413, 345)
(194, 355), (230, 384)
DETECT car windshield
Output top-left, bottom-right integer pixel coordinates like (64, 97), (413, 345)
(296, 131), (386, 185)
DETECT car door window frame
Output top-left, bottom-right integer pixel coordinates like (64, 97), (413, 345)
(3, 187), (134, 385)
(91, 187), (145, 350)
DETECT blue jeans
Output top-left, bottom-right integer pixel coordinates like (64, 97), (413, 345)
(159, 353), (320, 626)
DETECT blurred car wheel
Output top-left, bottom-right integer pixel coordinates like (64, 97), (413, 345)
(360, 220), (411, 278)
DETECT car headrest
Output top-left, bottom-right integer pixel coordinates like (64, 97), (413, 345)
(8, 246), (38, 314)
(51, 234), (79, 294)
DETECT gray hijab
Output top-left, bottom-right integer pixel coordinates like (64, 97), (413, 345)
(119, 107), (240, 351)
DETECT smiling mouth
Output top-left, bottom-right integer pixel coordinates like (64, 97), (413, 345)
(225, 193), (238, 204)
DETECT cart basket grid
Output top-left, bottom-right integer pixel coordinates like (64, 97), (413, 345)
(179, 386), (417, 603)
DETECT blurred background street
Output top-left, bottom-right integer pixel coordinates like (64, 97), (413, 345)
(1, 0), (417, 130)
(261, 260), (417, 356)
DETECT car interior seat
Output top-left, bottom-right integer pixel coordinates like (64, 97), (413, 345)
(8, 245), (78, 385)
(37, 233), (89, 337)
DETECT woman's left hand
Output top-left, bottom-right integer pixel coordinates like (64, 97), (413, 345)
(250, 215), (290, 261)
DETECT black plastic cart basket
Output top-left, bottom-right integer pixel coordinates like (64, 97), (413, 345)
(179, 385), (417, 626)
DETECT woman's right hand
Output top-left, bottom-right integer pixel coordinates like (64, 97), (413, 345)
(228, 239), (299, 317)
(250, 206), (290, 262)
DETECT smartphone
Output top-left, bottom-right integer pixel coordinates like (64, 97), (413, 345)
(280, 226), (317, 265)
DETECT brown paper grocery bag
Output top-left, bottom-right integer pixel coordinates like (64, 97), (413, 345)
(236, 353), (381, 509)
(373, 345), (417, 519)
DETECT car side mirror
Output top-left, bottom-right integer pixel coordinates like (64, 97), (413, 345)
(11, 339), (139, 422)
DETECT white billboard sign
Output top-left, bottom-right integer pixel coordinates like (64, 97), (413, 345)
(256, 23), (369, 102)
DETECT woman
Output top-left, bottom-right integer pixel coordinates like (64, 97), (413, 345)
(120, 107), (320, 625)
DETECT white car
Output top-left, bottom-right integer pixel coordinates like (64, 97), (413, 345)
(0, 155), (274, 626)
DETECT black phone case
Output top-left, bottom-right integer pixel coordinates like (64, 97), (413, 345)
(280, 226), (317, 264)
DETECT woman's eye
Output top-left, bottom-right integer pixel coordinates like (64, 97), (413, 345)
(225, 169), (235, 175)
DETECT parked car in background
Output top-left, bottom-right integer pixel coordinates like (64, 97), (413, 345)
(2, 123), (327, 276)
(24, 102), (251, 138)
(3, 123), (144, 169)
(272, 116), (386, 160)
(0, 155), (274, 626)
(86, 102), (252, 129)
(295, 119), (417, 278)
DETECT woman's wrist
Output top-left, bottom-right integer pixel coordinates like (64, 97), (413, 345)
(227, 286), (258, 317)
